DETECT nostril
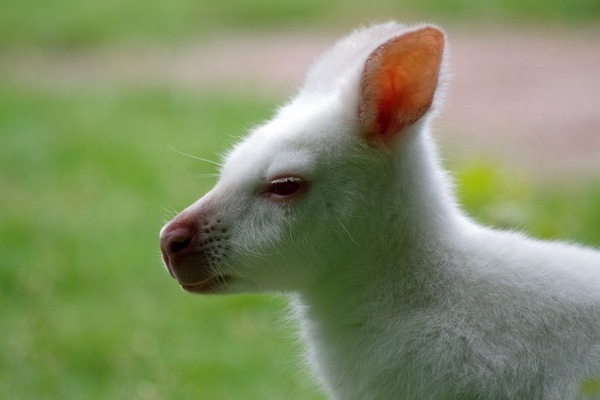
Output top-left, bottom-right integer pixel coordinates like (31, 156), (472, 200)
(170, 236), (192, 253)
(160, 224), (196, 258)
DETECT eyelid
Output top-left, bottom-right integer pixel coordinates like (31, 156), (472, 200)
(270, 176), (303, 184)
(262, 175), (307, 200)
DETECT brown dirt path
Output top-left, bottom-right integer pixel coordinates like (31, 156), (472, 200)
(2, 26), (599, 179)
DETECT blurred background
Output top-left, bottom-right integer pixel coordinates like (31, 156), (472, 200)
(1, 1), (599, 399)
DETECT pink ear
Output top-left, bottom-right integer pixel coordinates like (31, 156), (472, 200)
(358, 26), (444, 143)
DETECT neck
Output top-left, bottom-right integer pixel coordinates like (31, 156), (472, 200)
(296, 125), (469, 325)
(289, 127), (473, 399)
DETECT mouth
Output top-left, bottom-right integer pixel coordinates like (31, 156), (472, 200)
(180, 275), (231, 294)
(161, 248), (176, 278)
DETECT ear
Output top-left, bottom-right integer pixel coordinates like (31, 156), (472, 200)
(358, 26), (444, 144)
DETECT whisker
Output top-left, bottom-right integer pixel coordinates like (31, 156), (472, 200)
(163, 206), (179, 218)
(195, 173), (219, 180)
(169, 145), (223, 167)
(233, 238), (280, 257)
(221, 260), (243, 278)
(335, 217), (360, 247)
(214, 267), (227, 284)
(229, 253), (260, 271)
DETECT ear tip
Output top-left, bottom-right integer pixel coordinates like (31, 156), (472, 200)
(416, 25), (446, 47)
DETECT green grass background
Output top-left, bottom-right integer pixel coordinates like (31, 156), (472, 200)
(1, 1), (599, 399)
(2, 0), (600, 50)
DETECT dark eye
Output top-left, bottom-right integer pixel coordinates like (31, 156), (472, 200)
(266, 177), (305, 199)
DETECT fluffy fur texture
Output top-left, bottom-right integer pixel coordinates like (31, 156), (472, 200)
(160, 22), (600, 399)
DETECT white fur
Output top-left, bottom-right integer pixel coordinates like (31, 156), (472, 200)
(161, 22), (600, 399)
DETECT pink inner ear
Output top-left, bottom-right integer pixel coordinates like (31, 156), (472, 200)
(359, 27), (444, 142)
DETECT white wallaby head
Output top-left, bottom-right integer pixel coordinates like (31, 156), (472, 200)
(160, 22), (454, 295)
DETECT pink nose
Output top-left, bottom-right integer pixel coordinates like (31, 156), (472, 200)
(160, 223), (195, 267)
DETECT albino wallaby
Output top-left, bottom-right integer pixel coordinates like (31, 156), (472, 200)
(160, 22), (600, 400)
